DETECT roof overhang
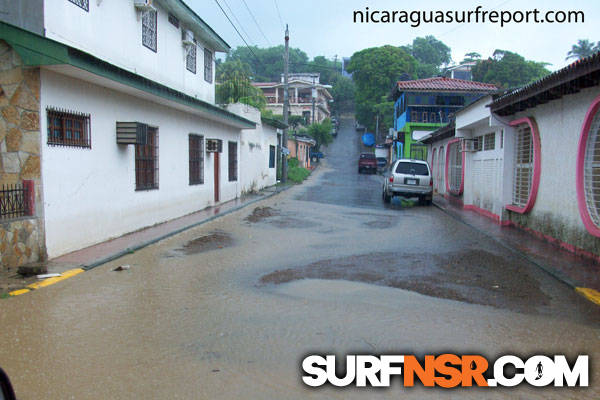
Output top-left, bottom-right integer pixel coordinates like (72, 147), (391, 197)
(491, 52), (600, 116)
(156, 0), (230, 52)
(420, 121), (456, 144)
(261, 117), (287, 129)
(0, 22), (254, 129)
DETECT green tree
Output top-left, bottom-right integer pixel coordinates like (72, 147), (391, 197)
(216, 59), (266, 109)
(227, 45), (310, 82)
(347, 45), (417, 132)
(472, 50), (550, 88)
(566, 39), (598, 61)
(461, 52), (482, 64)
(330, 75), (355, 114)
(306, 119), (333, 151)
(403, 36), (451, 78)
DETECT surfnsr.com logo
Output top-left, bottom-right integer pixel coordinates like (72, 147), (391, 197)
(302, 354), (589, 388)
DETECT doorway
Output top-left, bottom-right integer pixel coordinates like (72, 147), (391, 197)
(214, 152), (220, 203)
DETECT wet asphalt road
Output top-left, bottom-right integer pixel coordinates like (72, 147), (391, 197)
(0, 117), (599, 399)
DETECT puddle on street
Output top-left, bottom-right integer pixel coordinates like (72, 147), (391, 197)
(174, 231), (234, 255)
(363, 219), (397, 229)
(244, 206), (280, 223)
(259, 249), (561, 314)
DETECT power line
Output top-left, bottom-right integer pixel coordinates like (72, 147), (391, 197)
(272, 0), (285, 29)
(241, 0), (272, 46)
(221, 0), (254, 46)
(213, 0), (261, 64)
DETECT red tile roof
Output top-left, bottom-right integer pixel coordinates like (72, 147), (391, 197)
(395, 77), (498, 92)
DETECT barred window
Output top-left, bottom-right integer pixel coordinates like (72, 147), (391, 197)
(168, 13), (179, 28)
(484, 132), (495, 150)
(204, 48), (213, 83)
(583, 108), (600, 227)
(448, 141), (462, 194)
(135, 127), (159, 190)
(473, 136), (482, 151)
(186, 44), (197, 74)
(47, 108), (91, 148)
(228, 141), (237, 182)
(142, 9), (157, 52)
(189, 134), (204, 185)
(68, 0), (89, 11)
(512, 124), (534, 208)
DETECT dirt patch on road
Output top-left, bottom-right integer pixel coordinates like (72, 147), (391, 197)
(260, 249), (551, 314)
(245, 207), (280, 223)
(177, 231), (233, 255)
(363, 219), (397, 229)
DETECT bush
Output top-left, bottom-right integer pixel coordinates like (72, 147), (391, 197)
(286, 157), (310, 183)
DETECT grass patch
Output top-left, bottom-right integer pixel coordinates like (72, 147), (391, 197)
(287, 158), (311, 183)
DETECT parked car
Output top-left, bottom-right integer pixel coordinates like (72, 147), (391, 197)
(382, 159), (433, 205)
(331, 127), (337, 137)
(310, 150), (324, 162)
(358, 153), (377, 174)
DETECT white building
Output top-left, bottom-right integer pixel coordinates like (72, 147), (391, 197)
(0, 0), (262, 264)
(423, 53), (600, 259)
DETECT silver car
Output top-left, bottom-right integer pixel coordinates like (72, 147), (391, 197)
(382, 159), (433, 205)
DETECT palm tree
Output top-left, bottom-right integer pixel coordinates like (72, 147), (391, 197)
(566, 39), (598, 61)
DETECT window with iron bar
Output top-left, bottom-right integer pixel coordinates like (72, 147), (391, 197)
(135, 127), (159, 190)
(47, 108), (91, 148)
(142, 9), (157, 52)
(484, 132), (495, 150)
(68, 0), (89, 11)
(583, 108), (600, 227)
(186, 43), (197, 74)
(189, 134), (204, 185)
(512, 124), (533, 208)
(473, 136), (482, 152)
(228, 141), (237, 182)
(0, 182), (32, 220)
(448, 142), (462, 193)
(204, 48), (213, 83)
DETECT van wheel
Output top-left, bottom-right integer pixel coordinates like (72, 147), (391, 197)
(383, 190), (391, 203)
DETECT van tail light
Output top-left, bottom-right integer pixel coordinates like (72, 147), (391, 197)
(389, 176), (394, 183)
(430, 178), (433, 186)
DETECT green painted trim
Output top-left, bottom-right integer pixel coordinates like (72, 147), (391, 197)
(261, 117), (287, 129)
(0, 22), (254, 129)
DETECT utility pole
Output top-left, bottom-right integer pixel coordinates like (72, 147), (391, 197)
(311, 75), (316, 124)
(281, 25), (289, 183)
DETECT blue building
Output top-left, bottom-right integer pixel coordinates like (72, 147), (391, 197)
(390, 77), (497, 160)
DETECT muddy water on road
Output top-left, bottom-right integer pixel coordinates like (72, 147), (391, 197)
(1, 118), (599, 399)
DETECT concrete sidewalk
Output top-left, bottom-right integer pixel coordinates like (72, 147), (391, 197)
(433, 195), (600, 304)
(46, 184), (291, 273)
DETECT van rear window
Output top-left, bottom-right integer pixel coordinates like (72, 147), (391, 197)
(395, 162), (429, 176)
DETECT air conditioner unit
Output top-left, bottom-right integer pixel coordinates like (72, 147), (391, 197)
(206, 139), (223, 153)
(182, 29), (195, 46)
(134, 0), (155, 11)
(461, 138), (476, 152)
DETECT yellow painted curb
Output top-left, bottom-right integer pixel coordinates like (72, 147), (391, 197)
(26, 268), (85, 291)
(9, 289), (30, 296)
(576, 287), (600, 306)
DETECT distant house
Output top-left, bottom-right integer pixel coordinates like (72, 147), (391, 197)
(287, 135), (316, 169)
(0, 0), (256, 267)
(445, 62), (477, 81)
(391, 77), (497, 161)
(225, 104), (284, 194)
(253, 73), (333, 124)
(423, 52), (600, 259)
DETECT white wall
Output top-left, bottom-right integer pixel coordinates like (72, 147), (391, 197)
(44, 0), (216, 103)
(226, 104), (278, 193)
(509, 87), (600, 231)
(40, 69), (240, 257)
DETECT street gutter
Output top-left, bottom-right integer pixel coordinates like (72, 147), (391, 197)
(432, 200), (600, 306)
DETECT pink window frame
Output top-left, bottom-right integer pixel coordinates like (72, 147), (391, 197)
(431, 148), (437, 188)
(505, 117), (541, 214)
(576, 94), (600, 237)
(445, 138), (464, 195)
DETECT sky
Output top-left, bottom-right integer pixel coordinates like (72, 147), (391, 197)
(187, 0), (599, 72)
